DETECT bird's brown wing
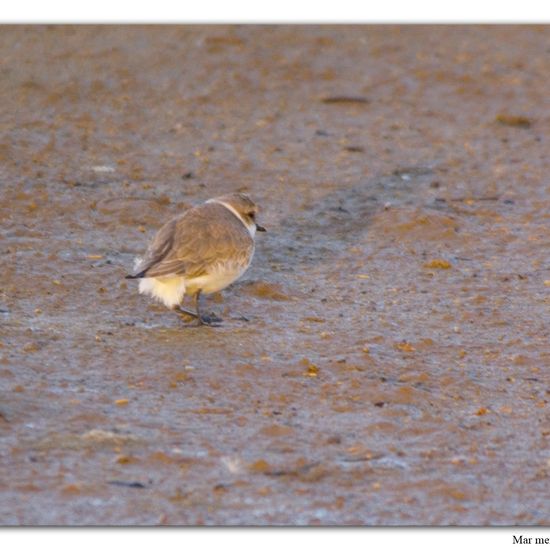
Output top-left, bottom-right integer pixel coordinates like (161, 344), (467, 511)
(133, 202), (254, 279)
(129, 216), (177, 277)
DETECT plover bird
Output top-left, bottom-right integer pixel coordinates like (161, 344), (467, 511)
(126, 193), (265, 326)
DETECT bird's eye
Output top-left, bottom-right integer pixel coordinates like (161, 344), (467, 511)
(249, 212), (256, 220)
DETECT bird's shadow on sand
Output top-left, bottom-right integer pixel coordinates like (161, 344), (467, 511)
(254, 164), (437, 276)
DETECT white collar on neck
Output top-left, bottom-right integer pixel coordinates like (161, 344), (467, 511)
(208, 199), (256, 237)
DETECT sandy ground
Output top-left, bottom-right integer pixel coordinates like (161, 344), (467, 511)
(1, 25), (550, 525)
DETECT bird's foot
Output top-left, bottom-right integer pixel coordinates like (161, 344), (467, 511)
(174, 305), (222, 327)
(197, 312), (223, 326)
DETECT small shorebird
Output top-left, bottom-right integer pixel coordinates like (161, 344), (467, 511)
(126, 193), (265, 326)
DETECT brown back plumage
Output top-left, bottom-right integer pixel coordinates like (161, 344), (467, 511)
(130, 200), (255, 279)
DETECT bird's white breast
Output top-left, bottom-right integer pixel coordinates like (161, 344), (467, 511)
(185, 257), (252, 296)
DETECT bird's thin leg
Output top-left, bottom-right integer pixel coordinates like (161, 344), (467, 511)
(173, 300), (198, 322)
(194, 290), (205, 325)
(174, 305), (198, 319)
(194, 290), (222, 326)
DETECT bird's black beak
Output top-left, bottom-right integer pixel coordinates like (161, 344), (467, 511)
(256, 223), (266, 232)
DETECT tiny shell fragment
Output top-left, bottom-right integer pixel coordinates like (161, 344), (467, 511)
(424, 259), (452, 269)
(395, 342), (415, 352)
(495, 114), (532, 128)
